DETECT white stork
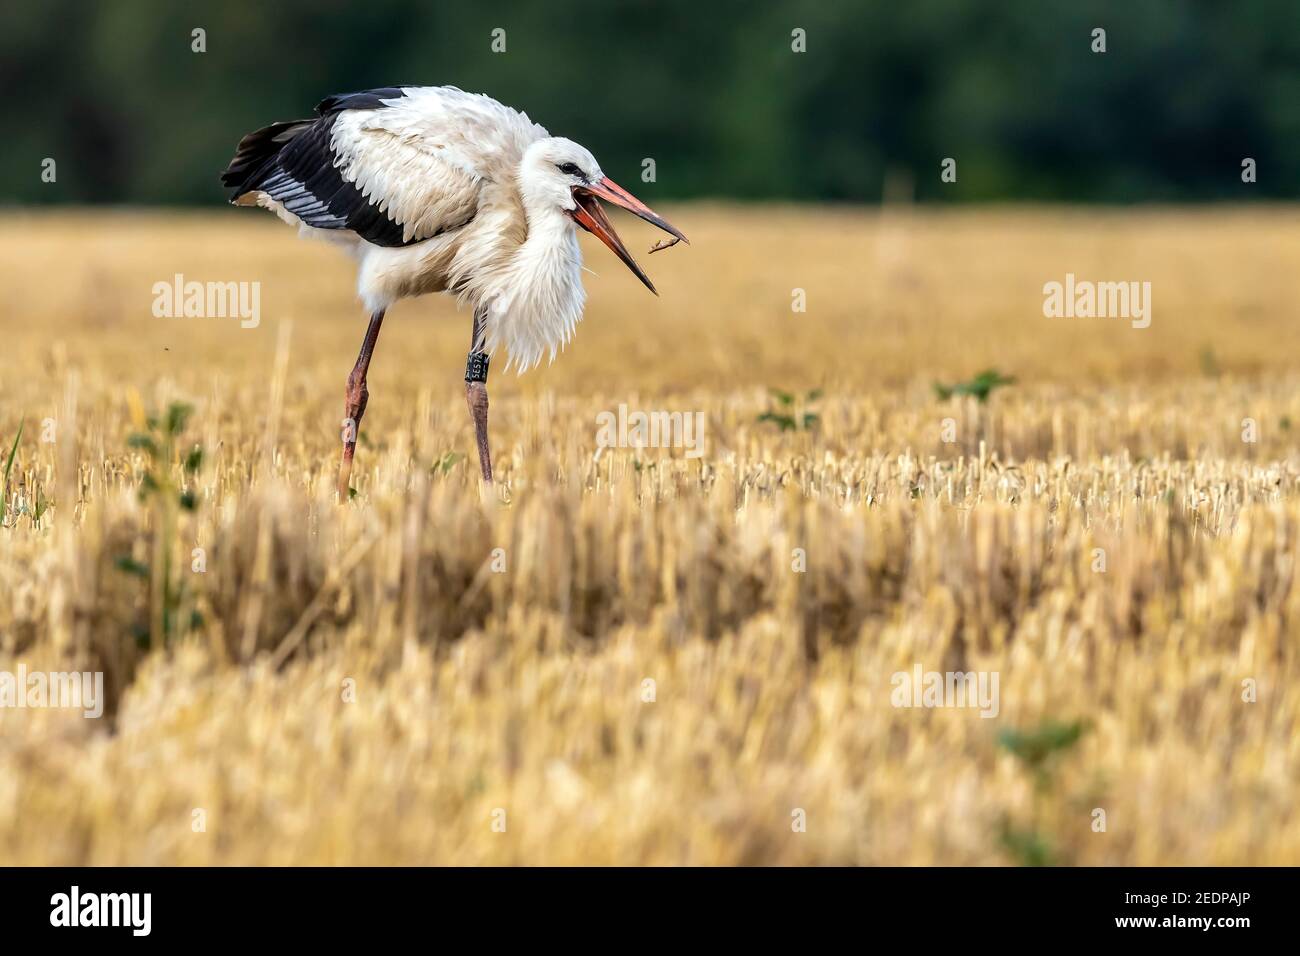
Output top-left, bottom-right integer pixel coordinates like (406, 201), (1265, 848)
(220, 85), (686, 494)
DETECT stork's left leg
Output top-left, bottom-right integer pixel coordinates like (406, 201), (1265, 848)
(337, 308), (386, 500)
(465, 307), (493, 482)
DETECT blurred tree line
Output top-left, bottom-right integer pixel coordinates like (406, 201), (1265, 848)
(3, 0), (1298, 205)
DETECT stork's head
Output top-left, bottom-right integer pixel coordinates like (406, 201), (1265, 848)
(521, 137), (686, 294)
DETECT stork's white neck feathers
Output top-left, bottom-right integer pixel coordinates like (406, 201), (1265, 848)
(477, 189), (586, 373)
(449, 143), (588, 372)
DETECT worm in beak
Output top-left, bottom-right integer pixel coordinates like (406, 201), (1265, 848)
(568, 177), (687, 294)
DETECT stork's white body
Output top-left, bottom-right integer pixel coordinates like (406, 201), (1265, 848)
(240, 87), (588, 371)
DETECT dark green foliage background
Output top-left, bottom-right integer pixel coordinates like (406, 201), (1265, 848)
(4, 0), (1296, 204)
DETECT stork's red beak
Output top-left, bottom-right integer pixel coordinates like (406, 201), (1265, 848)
(568, 177), (687, 295)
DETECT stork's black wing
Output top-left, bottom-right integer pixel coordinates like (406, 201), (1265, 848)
(220, 87), (419, 248)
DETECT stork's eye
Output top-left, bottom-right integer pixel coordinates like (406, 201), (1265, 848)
(557, 162), (585, 178)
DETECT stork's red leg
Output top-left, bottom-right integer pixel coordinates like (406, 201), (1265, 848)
(337, 308), (386, 500)
(465, 307), (493, 483)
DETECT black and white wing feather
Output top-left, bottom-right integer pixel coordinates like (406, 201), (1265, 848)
(221, 86), (547, 247)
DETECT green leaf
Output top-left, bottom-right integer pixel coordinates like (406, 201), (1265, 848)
(165, 402), (193, 437)
(1, 420), (22, 525)
(183, 446), (204, 472)
(757, 411), (797, 431)
(114, 555), (150, 578)
(434, 451), (465, 474)
(998, 720), (1087, 768)
(179, 490), (197, 511)
(2, 421), (21, 485)
(770, 388), (795, 406)
(934, 369), (1015, 404)
(999, 822), (1056, 867)
(127, 433), (159, 456)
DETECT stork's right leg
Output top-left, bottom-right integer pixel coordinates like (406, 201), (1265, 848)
(337, 309), (386, 500)
(465, 307), (493, 483)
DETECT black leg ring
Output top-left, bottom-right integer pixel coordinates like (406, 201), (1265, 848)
(465, 351), (490, 384)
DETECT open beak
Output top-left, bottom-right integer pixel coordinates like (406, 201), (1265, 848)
(568, 177), (687, 295)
